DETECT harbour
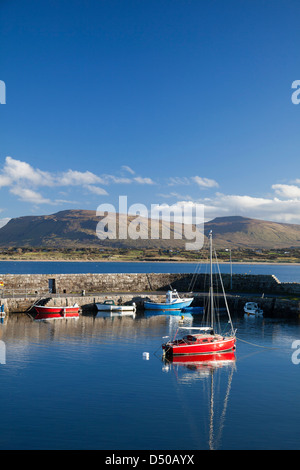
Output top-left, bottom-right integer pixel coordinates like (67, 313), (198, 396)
(0, 310), (299, 450)
(1, 268), (300, 318)
(0, 260), (299, 450)
(2, 0), (300, 453)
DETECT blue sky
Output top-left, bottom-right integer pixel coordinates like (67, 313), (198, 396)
(1, 0), (300, 226)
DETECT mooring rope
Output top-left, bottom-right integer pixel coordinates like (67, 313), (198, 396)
(236, 336), (281, 350)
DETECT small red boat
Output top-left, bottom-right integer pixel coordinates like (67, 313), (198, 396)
(163, 327), (236, 356)
(34, 304), (80, 321)
(162, 231), (236, 357)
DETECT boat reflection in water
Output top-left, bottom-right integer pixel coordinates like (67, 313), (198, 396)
(95, 310), (136, 319)
(162, 351), (236, 450)
(144, 311), (193, 325)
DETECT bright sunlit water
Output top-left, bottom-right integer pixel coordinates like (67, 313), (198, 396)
(0, 312), (299, 450)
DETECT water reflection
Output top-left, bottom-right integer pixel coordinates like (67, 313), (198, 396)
(96, 311), (136, 319)
(1, 311), (300, 450)
(162, 352), (236, 450)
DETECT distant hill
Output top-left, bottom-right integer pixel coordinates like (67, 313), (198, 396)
(1, 210), (300, 249)
(0, 209), (195, 249)
(205, 216), (300, 248)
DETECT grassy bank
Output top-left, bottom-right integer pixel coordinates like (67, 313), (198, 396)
(1, 247), (300, 263)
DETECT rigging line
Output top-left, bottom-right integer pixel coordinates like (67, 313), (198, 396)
(188, 261), (202, 292)
(214, 364), (235, 450)
(188, 237), (209, 292)
(214, 249), (235, 335)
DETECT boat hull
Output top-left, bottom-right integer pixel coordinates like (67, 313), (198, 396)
(144, 299), (193, 311)
(163, 336), (236, 356)
(34, 305), (80, 320)
(169, 350), (236, 365)
(244, 309), (263, 316)
(96, 303), (136, 312)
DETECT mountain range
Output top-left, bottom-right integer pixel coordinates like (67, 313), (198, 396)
(0, 209), (300, 249)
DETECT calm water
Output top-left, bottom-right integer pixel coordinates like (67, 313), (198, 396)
(0, 312), (299, 450)
(0, 260), (300, 282)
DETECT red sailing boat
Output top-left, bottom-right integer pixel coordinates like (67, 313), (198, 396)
(162, 231), (236, 357)
(34, 303), (80, 321)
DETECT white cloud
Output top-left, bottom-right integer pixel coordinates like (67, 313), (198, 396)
(192, 176), (219, 188)
(103, 175), (132, 184)
(57, 169), (105, 186)
(134, 176), (156, 185)
(157, 183), (300, 224)
(192, 192), (300, 224)
(4, 157), (300, 225)
(0, 157), (159, 208)
(0, 156), (54, 187)
(272, 184), (300, 199)
(84, 185), (109, 196)
(121, 165), (135, 175)
(10, 187), (52, 204)
(150, 201), (204, 226)
(168, 177), (191, 186)
(167, 176), (219, 188)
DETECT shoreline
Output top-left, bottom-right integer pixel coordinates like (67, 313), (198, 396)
(0, 258), (300, 266)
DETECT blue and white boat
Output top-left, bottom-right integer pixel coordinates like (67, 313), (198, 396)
(144, 290), (193, 311)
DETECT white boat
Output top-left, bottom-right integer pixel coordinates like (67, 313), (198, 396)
(96, 299), (136, 312)
(244, 302), (263, 316)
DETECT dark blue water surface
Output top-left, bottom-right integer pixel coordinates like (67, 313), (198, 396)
(0, 312), (299, 450)
(0, 261), (300, 450)
(0, 261), (300, 282)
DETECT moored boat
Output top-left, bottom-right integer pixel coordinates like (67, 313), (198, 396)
(34, 303), (80, 321)
(244, 302), (263, 316)
(162, 231), (236, 357)
(163, 326), (236, 356)
(144, 290), (193, 311)
(96, 299), (136, 312)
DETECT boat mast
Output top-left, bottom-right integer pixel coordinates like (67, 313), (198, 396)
(209, 230), (214, 331)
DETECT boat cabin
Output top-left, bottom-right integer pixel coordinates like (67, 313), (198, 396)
(174, 327), (217, 345)
(166, 290), (181, 303)
(245, 302), (259, 309)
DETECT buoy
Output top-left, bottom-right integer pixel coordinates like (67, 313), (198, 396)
(143, 352), (150, 360)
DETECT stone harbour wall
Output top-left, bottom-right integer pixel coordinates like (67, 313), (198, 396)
(1, 272), (300, 317)
(0, 272), (292, 295)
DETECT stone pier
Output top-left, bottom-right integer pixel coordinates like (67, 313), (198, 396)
(0, 272), (299, 317)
